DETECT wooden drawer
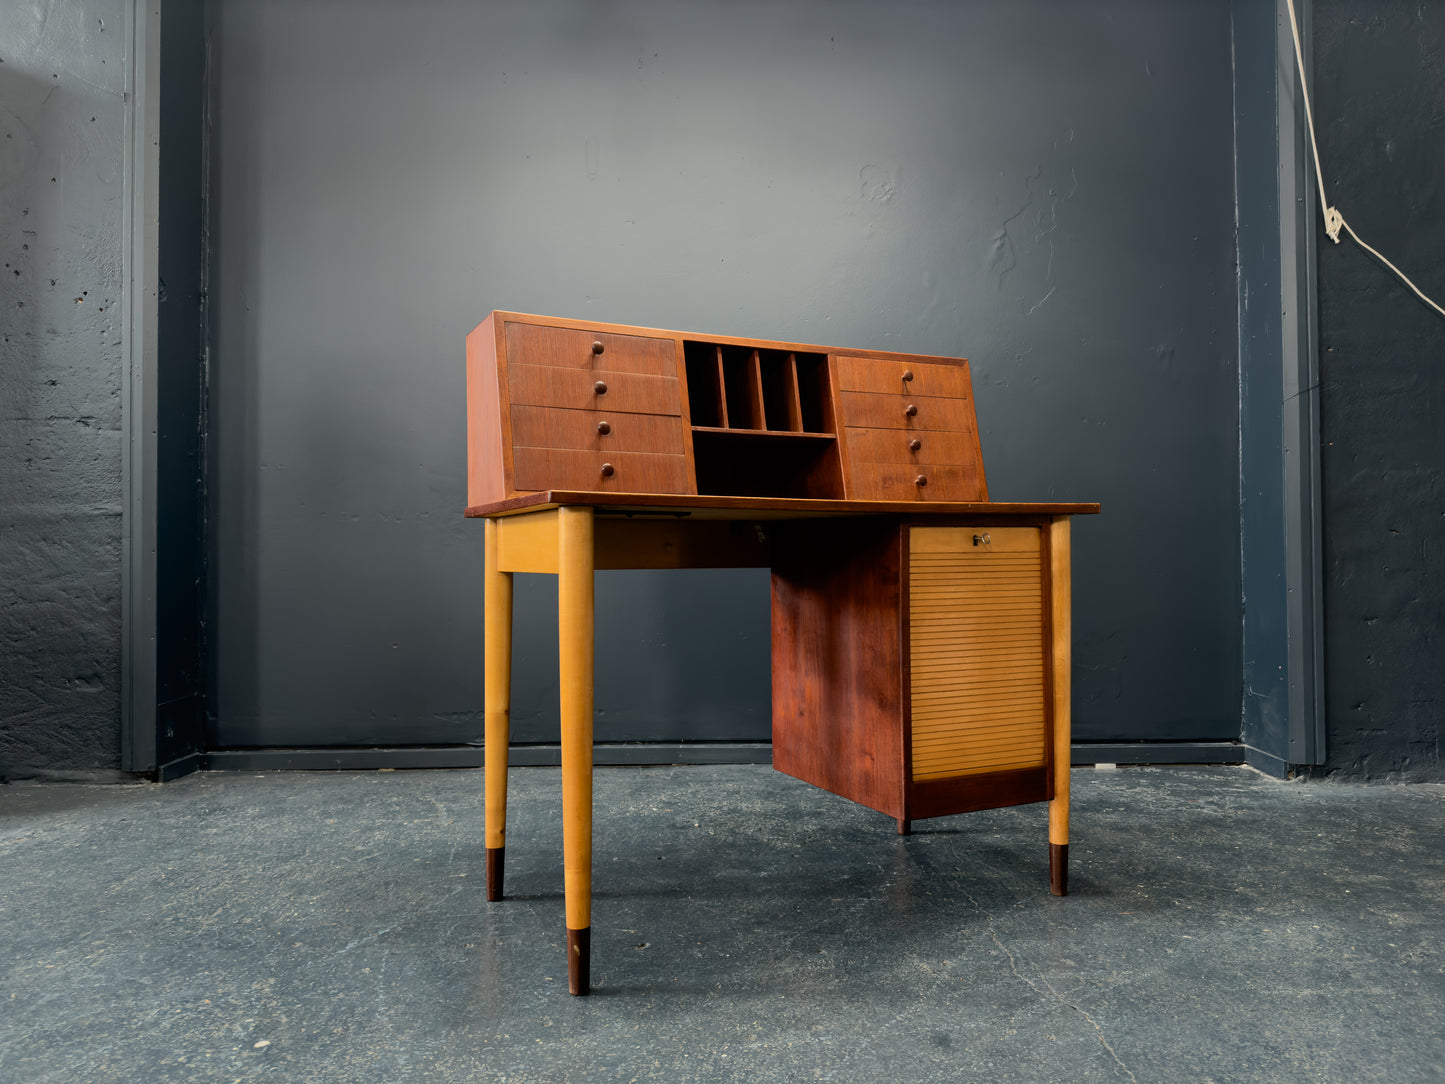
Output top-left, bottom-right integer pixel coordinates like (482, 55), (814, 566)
(843, 426), (975, 467)
(510, 406), (686, 454)
(511, 448), (690, 493)
(504, 320), (677, 376)
(848, 462), (986, 502)
(835, 355), (974, 399)
(508, 364), (682, 416)
(838, 390), (975, 433)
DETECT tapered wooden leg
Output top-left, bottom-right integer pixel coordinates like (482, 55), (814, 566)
(558, 506), (595, 995)
(1048, 517), (1072, 897)
(484, 518), (514, 903)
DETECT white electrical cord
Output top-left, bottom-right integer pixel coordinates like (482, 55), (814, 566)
(1284, 0), (1445, 319)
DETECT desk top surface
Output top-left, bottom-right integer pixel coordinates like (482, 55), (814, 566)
(466, 490), (1100, 520)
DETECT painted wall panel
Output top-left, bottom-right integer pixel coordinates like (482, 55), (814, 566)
(206, 0), (1242, 748)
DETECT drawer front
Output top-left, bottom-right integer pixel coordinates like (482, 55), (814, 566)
(837, 390), (976, 432)
(505, 320), (677, 377)
(508, 364), (682, 416)
(843, 426), (975, 467)
(849, 462), (986, 502)
(908, 526), (1046, 781)
(511, 448), (690, 493)
(510, 405), (687, 454)
(835, 355), (974, 399)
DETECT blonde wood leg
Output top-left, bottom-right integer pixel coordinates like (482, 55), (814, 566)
(1048, 516), (1072, 896)
(557, 506), (595, 994)
(484, 518), (514, 902)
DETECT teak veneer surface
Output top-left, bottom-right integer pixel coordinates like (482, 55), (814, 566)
(468, 312), (1097, 993)
(465, 491), (1099, 519)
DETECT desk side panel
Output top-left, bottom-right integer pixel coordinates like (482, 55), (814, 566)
(466, 315), (507, 507)
(771, 520), (905, 820)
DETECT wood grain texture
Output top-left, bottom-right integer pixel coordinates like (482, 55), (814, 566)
(593, 518), (770, 569)
(834, 355), (975, 398)
(489, 310), (982, 367)
(504, 319), (676, 377)
(771, 519), (906, 821)
(909, 767), (1049, 819)
(784, 354), (805, 431)
(466, 315), (507, 507)
(838, 390), (978, 433)
(465, 491), (1100, 518)
(511, 447), (690, 495)
(507, 364), (682, 416)
(844, 427), (976, 467)
(495, 508), (559, 574)
(849, 463), (986, 502)
(908, 527), (1046, 781)
(510, 405), (687, 454)
(557, 507), (595, 935)
(1048, 516), (1072, 849)
(484, 518), (513, 861)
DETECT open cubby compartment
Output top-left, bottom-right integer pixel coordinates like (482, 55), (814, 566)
(690, 428), (845, 500)
(682, 341), (832, 433)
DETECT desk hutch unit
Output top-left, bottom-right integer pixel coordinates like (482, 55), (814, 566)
(465, 311), (1098, 995)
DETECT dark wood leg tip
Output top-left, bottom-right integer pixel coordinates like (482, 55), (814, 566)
(1049, 842), (1068, 896)
(486, 846), (505, 902)
(567, 927), (591, 996)
(896, 818), (912, 836)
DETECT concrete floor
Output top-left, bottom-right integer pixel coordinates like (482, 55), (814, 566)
(1, 764), (1442, 1083)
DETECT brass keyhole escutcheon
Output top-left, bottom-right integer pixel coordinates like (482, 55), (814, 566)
(972, 532), (991, 546)
(594, 380), (608, 395)
(596, 420), (611, 435)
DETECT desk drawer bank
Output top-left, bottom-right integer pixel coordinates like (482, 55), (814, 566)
(465, 312), (1099, 994)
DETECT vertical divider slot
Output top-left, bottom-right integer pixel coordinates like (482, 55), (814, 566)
(760, 350), (804, 432)
(794, 353), (831, 433)
(682, 341), (727, 427)
(721, 346), (764, 430)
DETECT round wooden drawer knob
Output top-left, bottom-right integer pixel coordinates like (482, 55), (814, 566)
(904, 403), (917, 417)
(594, 380), (608, 395)
(596, 420), (611, 435)
(591, 340), (605, 355)
(915, 474), (927, 487)
(909, 438), (922, 452)
(902, 369), (914, 382)
(600, 462), (615, 478)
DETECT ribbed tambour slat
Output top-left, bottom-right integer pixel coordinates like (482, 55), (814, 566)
(908, 527), (1046, 781)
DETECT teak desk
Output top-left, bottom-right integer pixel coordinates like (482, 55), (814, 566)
(465, 312), (1099, 995)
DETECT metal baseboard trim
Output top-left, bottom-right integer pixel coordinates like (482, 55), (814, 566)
(1071, 742), (1245, 766)
(1242, 744), (1291, 778)
(156, 751), (205, 782)
(201, 743), (775, 772)
(199, 742), (1245, 774)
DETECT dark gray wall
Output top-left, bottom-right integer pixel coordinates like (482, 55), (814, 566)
(0, 2), (127, 778)
(207, 0), (1243, 750)
(1314, 1), (1445, 781)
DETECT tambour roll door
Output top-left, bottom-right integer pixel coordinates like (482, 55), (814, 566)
(908, 527), (1048, 781)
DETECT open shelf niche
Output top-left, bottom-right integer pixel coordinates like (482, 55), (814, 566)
(683, 341), (844, 499)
